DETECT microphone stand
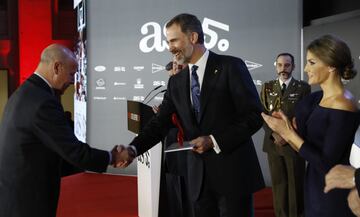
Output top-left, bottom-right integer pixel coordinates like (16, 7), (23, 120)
(144, 89), (166, 104)
(142, 85), (162, 103)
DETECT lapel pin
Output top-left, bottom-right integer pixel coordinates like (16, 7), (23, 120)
(214, 69), (218, 74)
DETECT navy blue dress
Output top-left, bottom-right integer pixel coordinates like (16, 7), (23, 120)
(295, 91), (360, 217)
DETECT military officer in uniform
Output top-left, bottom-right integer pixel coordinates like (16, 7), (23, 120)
(260, 53), (311, 217)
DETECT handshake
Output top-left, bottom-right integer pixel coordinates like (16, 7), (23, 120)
(110, 145), (137, 168)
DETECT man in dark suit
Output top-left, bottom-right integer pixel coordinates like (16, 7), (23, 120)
(119, 13), (265, 217)
(160, 61), (195, 217)
(0, 44), (123, 217)
(153, 61), (194, 217)
(325, 165), (360, 216)
(260, 53), (310, 217)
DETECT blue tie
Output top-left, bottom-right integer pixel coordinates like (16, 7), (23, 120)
(191, 65), (201, 122)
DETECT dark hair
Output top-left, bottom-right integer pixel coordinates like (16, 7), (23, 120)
(166, 13), (204, 44)
(276, 53), (295, 65)
(307, 34), (357, 80)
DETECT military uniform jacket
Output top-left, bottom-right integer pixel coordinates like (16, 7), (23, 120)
(260, 78), (310, 156)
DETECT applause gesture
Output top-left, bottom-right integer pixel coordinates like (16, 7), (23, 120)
(262, 110), (293, 140)
(263, 110), (298, 145)
(272, 132), (287, 146)
(261, 110), (304, 152)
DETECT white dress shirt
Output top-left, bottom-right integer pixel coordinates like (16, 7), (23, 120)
(278, 77), (292, 90)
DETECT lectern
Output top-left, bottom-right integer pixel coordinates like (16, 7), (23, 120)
(127, 100), (154, 134)
(127, 100), (162, 217)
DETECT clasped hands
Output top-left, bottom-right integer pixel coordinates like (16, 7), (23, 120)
(110, 145), (136, 168)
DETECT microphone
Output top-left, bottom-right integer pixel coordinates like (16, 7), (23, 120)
(144, 89), (166, 104)
(142, 85), (162, 103)
(165, 61), (173, 71)
(165, 61), (183, 72)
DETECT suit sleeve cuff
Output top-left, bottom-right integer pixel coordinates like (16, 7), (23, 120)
(210, 135), (221, 154)
(108, 151), (112, 165)
(355, 168), (360, 195)
(129, 145), (138, 156)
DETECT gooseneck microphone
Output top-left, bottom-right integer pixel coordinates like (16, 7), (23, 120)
(142, 85), (162, 103)
(165, 61), (173, 71)
(144, 89), (167, 104)
(165, 61), (183, 72)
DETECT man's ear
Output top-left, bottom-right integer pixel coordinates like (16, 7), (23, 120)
(53, 61), (61, 75)
(190, 32), (199, 44)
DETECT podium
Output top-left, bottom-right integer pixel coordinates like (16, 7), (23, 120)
(127, 100), (163, 217)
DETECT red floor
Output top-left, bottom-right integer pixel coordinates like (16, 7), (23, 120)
(57, 173), (274, 217)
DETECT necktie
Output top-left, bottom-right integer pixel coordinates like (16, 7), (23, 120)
(191, 65), (201, 122)
(281, 83), (286, 95)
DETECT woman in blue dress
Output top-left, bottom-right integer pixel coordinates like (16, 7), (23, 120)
(262, 34), (360, 217)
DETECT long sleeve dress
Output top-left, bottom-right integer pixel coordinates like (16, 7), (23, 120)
(295, 91), (360, 217)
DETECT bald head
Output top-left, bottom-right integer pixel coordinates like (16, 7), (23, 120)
(40, 44), (76, 64)
(36, 44), (77, 95)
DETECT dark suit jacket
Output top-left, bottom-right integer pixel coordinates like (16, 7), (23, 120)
(260, 78), (310, 156)
(0, 74), (109, 217)
(130, 51), (265, 201)
(356, 168), (360, 195)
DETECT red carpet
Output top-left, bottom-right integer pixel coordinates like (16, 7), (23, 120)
(57, 173), (274, 217)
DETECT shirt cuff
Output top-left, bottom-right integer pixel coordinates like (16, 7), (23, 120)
(210, 135), (221, 154)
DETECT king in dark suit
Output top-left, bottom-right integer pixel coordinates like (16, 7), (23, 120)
(260, 53), (311, 217)
(119, 13), (265, 217)
(0, 44), (123, 217)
